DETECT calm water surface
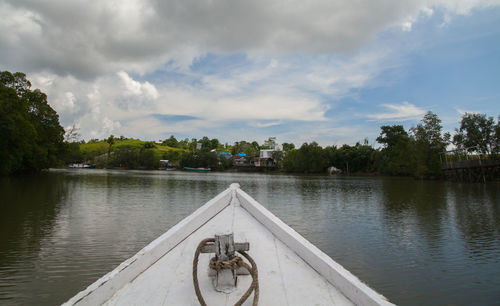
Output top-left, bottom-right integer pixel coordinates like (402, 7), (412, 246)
(0, 169), (499, 305)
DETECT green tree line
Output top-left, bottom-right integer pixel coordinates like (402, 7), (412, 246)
(71, 111), (498, 178)
(0, 71), (65, 175)
(2, 70), (498, 178)
(282, 111), (499, 178)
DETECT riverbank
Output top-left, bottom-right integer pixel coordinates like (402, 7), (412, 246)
(59, 166), (500, 183)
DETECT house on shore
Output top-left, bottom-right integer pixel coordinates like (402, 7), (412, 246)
(254, 149), (275, 167)
(254, 137), (284, 168)
(232, 152), (248, 166)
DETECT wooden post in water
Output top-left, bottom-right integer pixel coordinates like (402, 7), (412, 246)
(479, 155), (486, 183)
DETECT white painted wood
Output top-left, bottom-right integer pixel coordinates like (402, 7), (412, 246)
(274, 237), (352, 305)
(232, 200), (352, 305)
(99, 191), (357, 306)
(162, 205), (236, 305)
(63, 188), (233, 306)
(104, 202), (237, 305)
(64, 183), (393, 306)
(236, 188), (394, 306)
(232, 202), (290, 305)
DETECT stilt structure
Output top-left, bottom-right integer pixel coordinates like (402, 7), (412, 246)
(440, 147), (500, 183)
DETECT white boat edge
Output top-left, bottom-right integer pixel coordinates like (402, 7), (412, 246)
(63, 183), (394, 306)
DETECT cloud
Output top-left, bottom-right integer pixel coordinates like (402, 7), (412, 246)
(30, 50), (380, 141)
(28, 70), (329, 140)
(456, 108), (480, 115)
(117, 71), (159, 100)
(367, 102), (426, 121)
(252, 121), (282, 128)
(210, 95), (327, 121)
(1, 0), (498, 77)
(151, 114), (199, 122)
(284, 124), (370, 147)
(4, 0), (499, 144)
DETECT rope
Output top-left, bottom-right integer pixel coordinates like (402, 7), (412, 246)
(193, 238), (214, 306)
(209, 256), (243, 271)
(236, 250), (259, 306)
(193, 239), (259, 306)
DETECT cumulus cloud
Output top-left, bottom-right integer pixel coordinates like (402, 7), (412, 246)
(29, 69), (329, 140)
(26, 43), (407, 141)
(367, 102), (426, 121)
(1, 0), (499, 77)
(3, 0), (499, 143)
(117, 71), (159, 100)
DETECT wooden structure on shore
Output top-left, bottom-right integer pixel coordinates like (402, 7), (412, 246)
(441, 148), (500, 183)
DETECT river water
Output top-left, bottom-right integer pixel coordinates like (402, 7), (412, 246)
(0, 169), (499, 305)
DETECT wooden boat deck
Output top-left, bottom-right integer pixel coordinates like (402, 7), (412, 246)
(104, 197), (352, 305)
(64, 184), (392, 306)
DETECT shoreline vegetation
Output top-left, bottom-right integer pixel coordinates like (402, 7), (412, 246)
(2, 70), (499, 179)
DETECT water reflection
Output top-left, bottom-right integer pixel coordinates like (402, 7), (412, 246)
(377, 178), (500, 305)
(380, 178), (448, 247)
(0, 170), (499, 305)
(0, 173), (67, 304)
(447, 183), (500, 257)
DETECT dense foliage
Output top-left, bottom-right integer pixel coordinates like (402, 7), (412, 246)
(375, 125), (412, 175)
(283, 142), (327, 173)
(62, 111), (499, 178)
(281, 111), (498, 178)
(2, 70), (497, 179)
(179, 152), (218, 169)
(0, 71), (65, 175)
(452, 113), (499, 155)
(411, 112), (450, 178)
(283, 142), (376, 174)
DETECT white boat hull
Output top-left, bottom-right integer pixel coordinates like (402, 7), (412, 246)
(64, 184), (393, 306)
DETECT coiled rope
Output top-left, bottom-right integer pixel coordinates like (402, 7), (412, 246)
(193, 238), (259, 306)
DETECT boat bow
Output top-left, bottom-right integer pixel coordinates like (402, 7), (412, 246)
(64, 183), (393, 305)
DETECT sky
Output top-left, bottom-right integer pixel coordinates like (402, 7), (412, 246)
(1, 0), (499, 146)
